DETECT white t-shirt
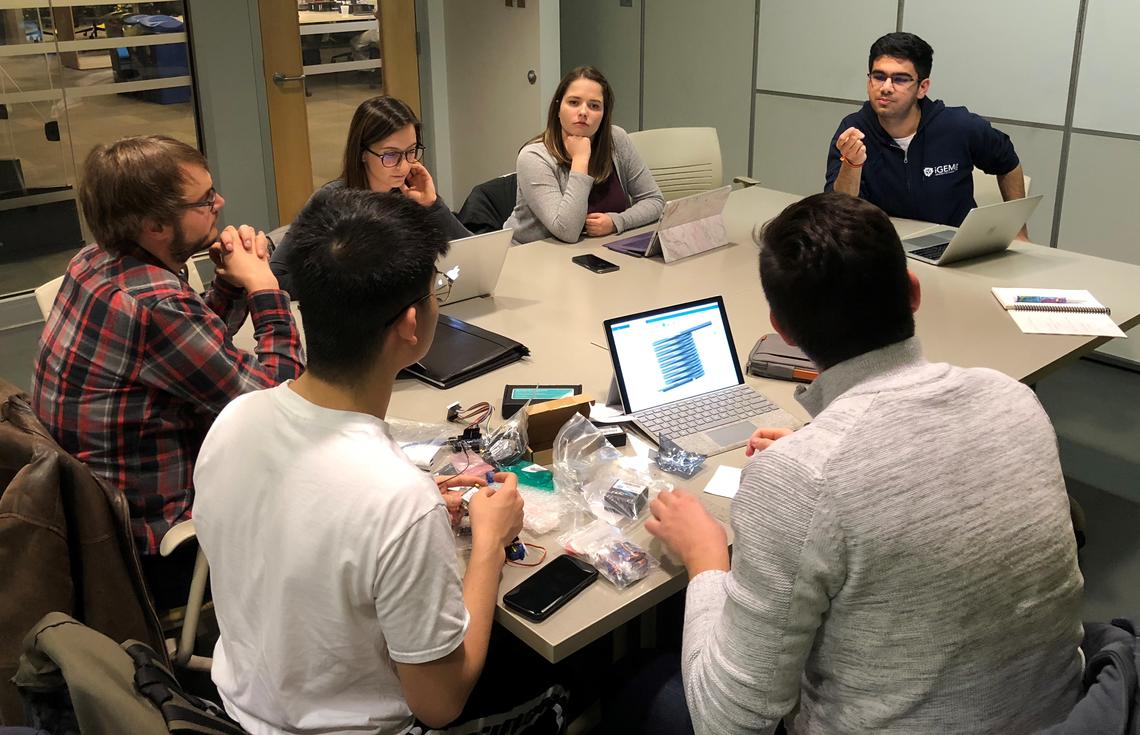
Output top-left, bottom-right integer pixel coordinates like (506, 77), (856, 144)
(193, 383), (469, 735)
(893, 132), (916, 154)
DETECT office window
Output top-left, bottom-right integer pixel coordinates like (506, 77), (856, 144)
(298, 2), (382, 189)
(0, 1), (198, 297)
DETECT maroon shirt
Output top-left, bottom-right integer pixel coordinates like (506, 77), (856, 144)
(587, 170), (630, 216)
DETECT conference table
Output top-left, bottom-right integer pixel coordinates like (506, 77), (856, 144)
(241, 185), (1140, 663)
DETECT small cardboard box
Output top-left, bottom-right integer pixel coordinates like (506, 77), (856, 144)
(526, 395), (594, 466)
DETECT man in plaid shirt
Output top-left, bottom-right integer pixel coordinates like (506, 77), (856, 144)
(32, 135), (304, 606)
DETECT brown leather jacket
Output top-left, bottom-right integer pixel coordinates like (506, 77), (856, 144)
(0, 378), (167, 725)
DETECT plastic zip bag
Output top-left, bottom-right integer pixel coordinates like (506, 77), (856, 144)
(560, 520), (658, 590)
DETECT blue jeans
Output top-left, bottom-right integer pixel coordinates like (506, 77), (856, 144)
(603, 653), (694, 735)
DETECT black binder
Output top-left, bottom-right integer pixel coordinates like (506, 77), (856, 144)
(400, 314), (530, 389)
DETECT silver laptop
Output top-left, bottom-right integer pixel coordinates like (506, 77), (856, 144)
(437, 228), (512, 305)
(605, 185), (732, 261)
(902, 195), (1042, 266)
(603, 296), (800, 456)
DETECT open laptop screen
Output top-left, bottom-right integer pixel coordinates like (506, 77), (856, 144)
(604, 296), (744, 413)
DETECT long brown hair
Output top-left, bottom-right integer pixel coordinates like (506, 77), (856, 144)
(534, 66), (615, 184)
(339, 96), (421, 190)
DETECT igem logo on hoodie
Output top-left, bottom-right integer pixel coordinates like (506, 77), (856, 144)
(923, 163), (959, 177)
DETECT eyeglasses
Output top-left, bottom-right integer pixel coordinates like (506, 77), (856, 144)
(383, 266), (459, 327)
(365, 144), (426, 168)
(868, 71), (917, 88)
(181, 186), (220, 213)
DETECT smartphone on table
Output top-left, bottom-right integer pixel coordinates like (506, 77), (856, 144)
(503, 554), (599, 622)
(571, 254), (620, 274)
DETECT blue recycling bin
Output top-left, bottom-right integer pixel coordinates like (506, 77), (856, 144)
(111, 15), (190, 105)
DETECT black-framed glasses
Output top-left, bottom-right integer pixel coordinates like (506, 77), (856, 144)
(868, 71), (917, 88)
(365, 144), (426, 168)
(181, 186), (220, 213)
(383, 267), (459, 327)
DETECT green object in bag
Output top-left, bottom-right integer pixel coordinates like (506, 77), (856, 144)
(502, 460), (555, 491)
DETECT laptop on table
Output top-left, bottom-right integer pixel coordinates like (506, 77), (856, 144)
(603, 296), (801, 456)
(606, 185), (732, 263)
(437, 228), (513, 305)
(902, 195), (1042, 266)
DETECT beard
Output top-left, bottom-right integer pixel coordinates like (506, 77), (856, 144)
(169, 219), (216, 265)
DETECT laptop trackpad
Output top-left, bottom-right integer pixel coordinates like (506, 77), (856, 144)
(704, 421), (757, 446)
(904, 230), (954, 248)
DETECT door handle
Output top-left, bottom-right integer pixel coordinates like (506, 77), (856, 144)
(273, 72), (306, 85)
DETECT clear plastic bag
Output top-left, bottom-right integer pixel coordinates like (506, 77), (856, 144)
(580, 471), (671, 529)
(482, 405), (530, 468)
(387, 417), (453, 471)
(559, 520), (658, 590)
(553, 413), (672, 529)
(552, 413), (623, 491)
(518, 486), (572, 535)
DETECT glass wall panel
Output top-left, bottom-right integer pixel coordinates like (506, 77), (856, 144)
(0, 1), (197, 296)
(298, 2), (381, 190)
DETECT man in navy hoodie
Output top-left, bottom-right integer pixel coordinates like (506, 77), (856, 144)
(825, 32), (1028, 238)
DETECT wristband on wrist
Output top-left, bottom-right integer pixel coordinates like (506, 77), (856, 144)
(840, 155), (864, 169)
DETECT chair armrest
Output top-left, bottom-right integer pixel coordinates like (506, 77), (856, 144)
(159, 520), (197, 557)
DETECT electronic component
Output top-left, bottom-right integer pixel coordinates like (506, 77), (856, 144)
(593, 422), (627, 447)
(602, 479), (648, 519)
(502, 384), (582, 418)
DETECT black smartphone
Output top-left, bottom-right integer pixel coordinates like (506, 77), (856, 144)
(503, 554), (599, 622)
(571, 254), (620, 274)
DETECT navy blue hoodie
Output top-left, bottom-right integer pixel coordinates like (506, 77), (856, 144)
(824, 98), (1019, 226)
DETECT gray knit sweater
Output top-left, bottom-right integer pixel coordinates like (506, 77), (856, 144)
(504, 125), (665, 244)
(683, 338), (1084, 734)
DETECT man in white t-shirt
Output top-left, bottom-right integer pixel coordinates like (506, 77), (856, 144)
(193, 187), (525, 734)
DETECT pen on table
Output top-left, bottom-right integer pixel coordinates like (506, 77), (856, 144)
(1015, 296), (1084, 304)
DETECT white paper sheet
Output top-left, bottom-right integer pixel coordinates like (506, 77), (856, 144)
(703, 465), (743, 499)
(1009, 311), (1126, 338)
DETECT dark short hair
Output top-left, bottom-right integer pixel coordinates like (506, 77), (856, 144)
(80, 135), (207, 257)
(285, 187), (449, 383)
(340, 96), (421, 190)
(868, 32), (934, 81)
(756, 193), (914, 369)
(534, 66), (616, 184)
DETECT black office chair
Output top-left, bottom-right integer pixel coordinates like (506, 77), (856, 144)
(457, 173), (517, 235)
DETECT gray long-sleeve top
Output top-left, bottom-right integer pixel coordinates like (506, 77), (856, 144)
(682, 338), (1084, 734)
(504, 125), (665, 244)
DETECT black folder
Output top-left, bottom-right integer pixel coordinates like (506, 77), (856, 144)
(400, 314), (530, 389)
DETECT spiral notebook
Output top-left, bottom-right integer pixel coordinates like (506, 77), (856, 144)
(991, 288), (1126, 337)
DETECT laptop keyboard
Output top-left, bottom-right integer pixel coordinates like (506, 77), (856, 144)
(910, 242), (950, 261)
(635, 384), (777, 438)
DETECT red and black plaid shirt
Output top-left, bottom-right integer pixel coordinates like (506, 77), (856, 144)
(33, 243), (304, 555)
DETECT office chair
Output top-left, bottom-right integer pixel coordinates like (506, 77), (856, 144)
(627, 127), (723, 201)
(972, 168), (1032, 208)
(158, 520), (213, 671)
(458, 173), (517, 234)
(35, 264), (207, 321)
(33, 276), (64, 320)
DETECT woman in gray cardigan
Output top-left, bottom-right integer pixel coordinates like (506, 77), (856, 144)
(504, 66), (664, 244)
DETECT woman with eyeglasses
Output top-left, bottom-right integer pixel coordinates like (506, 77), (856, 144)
(271, 96), (469, 297)
(504, 66), (664, 244)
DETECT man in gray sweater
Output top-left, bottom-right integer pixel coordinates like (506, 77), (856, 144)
(645, 192), (1084, 734)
